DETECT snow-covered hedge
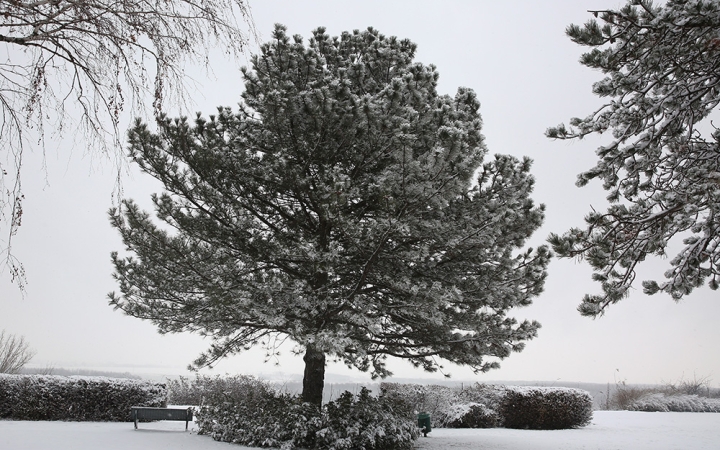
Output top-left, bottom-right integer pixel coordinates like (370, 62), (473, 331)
(380, 383), (507, 429)
(166, 376), (202, 405)
(317, 388), (418, 450)
(500, 386), (593, 430)
(195, 375), (418, 450)
(166, 374), (262, 407)
(628, 393), (720, 412)
(450, 383), (508, 428)
(0, 374), (166, 421)
(441, 402), (501, 428)
(381, 383), (592, 430)
(379, 382), (457, 424)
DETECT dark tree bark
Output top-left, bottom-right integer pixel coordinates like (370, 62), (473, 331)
(302, 345), (326, 406)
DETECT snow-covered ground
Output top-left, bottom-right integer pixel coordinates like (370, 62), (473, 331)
(1, 411), (718, 450)
(416, 411), (720, 450)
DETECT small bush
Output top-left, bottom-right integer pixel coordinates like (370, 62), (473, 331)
(0, 374), (166, 421)
(628, 393), (720, 412)
(459, 383), (507, 406)
(196, 376), (417, 450)
(500, 386), (593, 430)
(452, 383), (507, 427)
(381, 383), (508, 429)
(379, 382), (456, 421)
(0, 330), (35, 374)
(611, 383), (655, 410)
(192, 375), (311, 448)
(317, 388), (418, 450)
(441, 402), (500, 428)
(662, 374), (715, 397)
(165, 374), (262, 406)
(199, 392), (321, 449)
(166, 376), (202, 405)
(610, 374), (720, 411)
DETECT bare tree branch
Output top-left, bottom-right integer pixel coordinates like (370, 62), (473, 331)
(0, 329), (35, 373)
(0, 0), (257, 288)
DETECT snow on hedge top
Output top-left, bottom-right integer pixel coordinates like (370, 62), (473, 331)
(0, 373), (162, 388)
(504, 385), (592, 397)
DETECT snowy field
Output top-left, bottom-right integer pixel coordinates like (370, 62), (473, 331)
(1, 411), (719, 450)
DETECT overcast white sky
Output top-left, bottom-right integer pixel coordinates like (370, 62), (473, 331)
(2, 0), (719, 387)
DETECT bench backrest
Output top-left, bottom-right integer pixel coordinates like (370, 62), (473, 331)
(131, 407), (192, 421)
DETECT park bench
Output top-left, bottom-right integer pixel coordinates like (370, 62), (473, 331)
(131, 406), (193, 430)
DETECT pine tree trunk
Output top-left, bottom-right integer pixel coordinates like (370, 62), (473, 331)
(302, 345), (326, 406)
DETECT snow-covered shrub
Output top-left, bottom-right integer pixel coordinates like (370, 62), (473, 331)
(198, 390), (321, 449)
(196, 377), (417, 450)
(316, 387), (418, 450)
(441, 402), (501, 428)
(0, 374), (166, 421)
(381, 382), (509, 429)
(166, 375), (200, 405)
(661, 374), (715, 397)
(628, 393), (720, 412)
(379, 382), (456, 421)
(611, 383), (655, 410)
(193, 375), (312, 448)
(500, 386), (593, 430)
(168, 374), (284, 406)
(446, 383), (507, 427)
(459, 383), (507, 406)
(364, 383), (595, 430)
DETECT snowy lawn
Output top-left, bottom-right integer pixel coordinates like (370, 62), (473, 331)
(416, 411), (720, 450)
(1, 411), (719, 450)
(0, 419), (244, 450)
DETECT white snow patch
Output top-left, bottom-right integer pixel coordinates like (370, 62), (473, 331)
(504, 385), (588, 396)
(416, 411), (720, 450)
(0, 411), (718, 450)
(0, 418), (245, 450)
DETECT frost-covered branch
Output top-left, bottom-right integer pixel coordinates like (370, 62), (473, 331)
(548, 0), (720, 316)
(0, 0), (255, 288)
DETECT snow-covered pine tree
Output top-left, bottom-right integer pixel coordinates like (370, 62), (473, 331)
(109, 25), (550, 405)
(547, 0), (720, 317)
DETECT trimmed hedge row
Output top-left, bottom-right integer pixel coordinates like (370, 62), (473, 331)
(500, 386), (593, 429)
(0, 374), (166, 421)
(381, 382), (593, 430)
